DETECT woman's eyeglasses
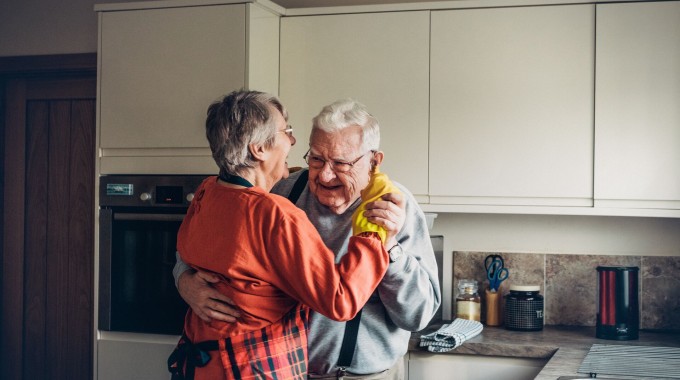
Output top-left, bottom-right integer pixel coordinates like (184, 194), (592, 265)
(277, 126), (294, 138)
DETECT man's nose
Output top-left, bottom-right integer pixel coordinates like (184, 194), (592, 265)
(290, 134), (296, 146)
(317, 162), (337, 182)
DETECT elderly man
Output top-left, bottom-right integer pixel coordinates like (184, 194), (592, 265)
(174, 98), (440, 379)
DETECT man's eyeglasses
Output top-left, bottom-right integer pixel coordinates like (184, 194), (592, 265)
(303, 149), (374, 173)
(277, 126), (294, 138)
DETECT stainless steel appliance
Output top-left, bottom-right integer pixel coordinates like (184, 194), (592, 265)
(98, 174), (207, 335)
(430, 235), (444, 324)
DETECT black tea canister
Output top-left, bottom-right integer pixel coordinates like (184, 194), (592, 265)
(505, 285), (544, 331)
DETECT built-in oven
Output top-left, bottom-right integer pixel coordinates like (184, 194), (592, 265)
(98, 175), (208, 335)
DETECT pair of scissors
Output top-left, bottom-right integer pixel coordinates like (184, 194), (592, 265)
(485, 254), (509, 292)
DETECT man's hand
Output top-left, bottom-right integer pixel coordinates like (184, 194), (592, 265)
(177, 269), (241, 323)
(363, 192), (406, 247)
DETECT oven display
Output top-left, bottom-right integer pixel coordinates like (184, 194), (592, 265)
(156, 186), (183, 204)
(106, 183), (134, 196)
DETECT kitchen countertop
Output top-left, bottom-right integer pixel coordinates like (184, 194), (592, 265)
(409, 323), (680, 380)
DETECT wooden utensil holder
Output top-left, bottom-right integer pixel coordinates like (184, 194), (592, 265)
(485, 288), (502, 326)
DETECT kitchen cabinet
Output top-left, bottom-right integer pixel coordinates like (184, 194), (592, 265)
(98, 335), (177, 380)
(594, 1), (680, 210)
(279, 11), (430, 201)
(96, 1), (281, 174)
(93, 0), (680, 217)
(429, 5), (594, 207)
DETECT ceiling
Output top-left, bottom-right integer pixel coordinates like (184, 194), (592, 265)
(270, 0), (445, 8)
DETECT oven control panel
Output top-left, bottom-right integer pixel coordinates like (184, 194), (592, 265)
(99, 175), (208, 208)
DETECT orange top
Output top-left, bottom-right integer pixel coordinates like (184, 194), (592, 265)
(177, 176), (389, 341)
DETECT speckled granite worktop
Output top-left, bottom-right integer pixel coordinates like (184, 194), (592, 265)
(409, 324), (680, 380)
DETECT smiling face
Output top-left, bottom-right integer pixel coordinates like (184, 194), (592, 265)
(262, 106), (295, 189)
(307, 126), (374, 214)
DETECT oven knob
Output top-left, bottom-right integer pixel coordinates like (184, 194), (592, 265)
(139, 192), (152, 202)
(186, 193), (194, 202)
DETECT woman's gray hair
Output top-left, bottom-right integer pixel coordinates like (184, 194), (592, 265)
(205, 90), (287, 177)
(312, 98), (380, 151)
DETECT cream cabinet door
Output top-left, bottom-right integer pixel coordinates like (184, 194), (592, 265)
(595, 1), (680, 210)
(429, 5), (594, 207)
(99, 5), (246, 149)
(98, 4), (251, 174)
(280, 11), (430, 200)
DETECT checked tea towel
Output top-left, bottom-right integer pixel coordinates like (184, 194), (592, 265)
(419, 318), (484, 353)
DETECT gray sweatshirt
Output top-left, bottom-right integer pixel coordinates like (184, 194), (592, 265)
(174, 170), (441, 375)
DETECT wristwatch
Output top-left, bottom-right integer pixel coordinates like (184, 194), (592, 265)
(388, 243), (404, 263)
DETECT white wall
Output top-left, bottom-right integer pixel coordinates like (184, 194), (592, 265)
(430, 213), (680, 319)
(431, 213), (680, 257)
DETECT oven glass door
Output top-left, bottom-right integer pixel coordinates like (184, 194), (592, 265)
(104, 212), (188, 335)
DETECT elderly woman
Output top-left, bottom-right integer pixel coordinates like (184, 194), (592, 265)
(168, 90), (402, 380)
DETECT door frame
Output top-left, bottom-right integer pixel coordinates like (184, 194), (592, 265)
(0, 53), (97, 380)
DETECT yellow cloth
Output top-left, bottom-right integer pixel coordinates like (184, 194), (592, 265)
(351, 167), (401, 243)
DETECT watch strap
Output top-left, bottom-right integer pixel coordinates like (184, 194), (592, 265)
(388, 243), (403, 263)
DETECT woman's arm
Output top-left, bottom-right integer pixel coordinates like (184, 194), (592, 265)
(173, 253), (240, 323)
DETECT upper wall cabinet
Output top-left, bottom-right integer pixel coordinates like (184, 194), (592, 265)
(279, 11), (430, 201)
(594, 1), (680, 210)
(96, 2), (280, 174)
(429, 5), (595, 207)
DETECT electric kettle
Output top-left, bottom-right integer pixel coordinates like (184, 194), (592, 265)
(596, 266), (639, 340)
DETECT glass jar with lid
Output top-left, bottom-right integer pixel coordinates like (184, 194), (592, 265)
(456, 279), (481, 321)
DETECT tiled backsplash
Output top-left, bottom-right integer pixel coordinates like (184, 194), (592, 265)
(452, 252), (680, 330)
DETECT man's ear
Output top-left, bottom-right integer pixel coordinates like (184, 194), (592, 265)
(371, 151), (384, 167)
(248, 143), (269, 162)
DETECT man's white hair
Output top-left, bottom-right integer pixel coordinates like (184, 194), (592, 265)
(312, 98), (380, 152)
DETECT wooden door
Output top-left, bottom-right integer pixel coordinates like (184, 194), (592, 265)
(2, 74), (96, 380)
